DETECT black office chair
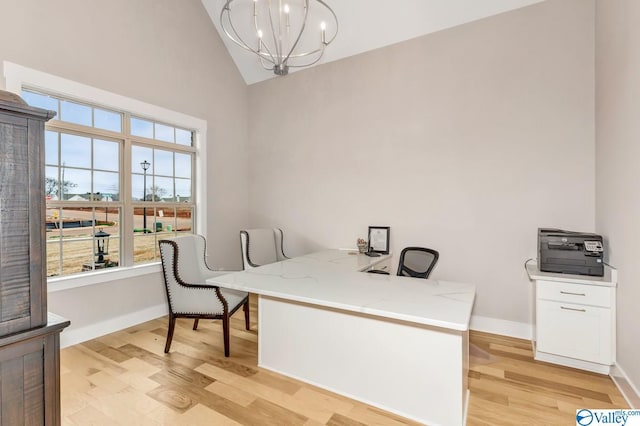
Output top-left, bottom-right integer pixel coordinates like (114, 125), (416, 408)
(368, 247), (439, 279)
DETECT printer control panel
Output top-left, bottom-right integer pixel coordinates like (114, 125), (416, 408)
(584, 240), (603, 252)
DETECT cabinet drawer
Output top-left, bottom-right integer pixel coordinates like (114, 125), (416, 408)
(537, 280), (612, 307)
(536, 299), (613, 364)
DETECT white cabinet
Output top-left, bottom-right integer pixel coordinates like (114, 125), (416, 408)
(526, 262), (617, 374)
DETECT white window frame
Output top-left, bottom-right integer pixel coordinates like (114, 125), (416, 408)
(3, 61), (208, 291)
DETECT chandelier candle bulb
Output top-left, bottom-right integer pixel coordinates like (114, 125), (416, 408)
(321, 21), (326, 44)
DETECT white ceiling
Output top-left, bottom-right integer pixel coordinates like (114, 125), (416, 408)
(202, 0), (545, 85)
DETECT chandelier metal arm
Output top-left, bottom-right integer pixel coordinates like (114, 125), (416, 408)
(253, 1), (277, 64)
(286, 45), (326, 68)
(282, 0), (309, 65)
(221, 2), (276, 65)
(316, 0), (339, 45)
(266, 0), (282, 66)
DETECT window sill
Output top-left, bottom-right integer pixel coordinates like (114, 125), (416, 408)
(47, 262), (162, 293)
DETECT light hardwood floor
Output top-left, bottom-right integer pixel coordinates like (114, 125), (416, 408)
(60, 295), (628, 425)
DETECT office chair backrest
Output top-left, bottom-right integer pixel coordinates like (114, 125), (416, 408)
(397, 247), (439, 279)
(240, 228), (287, 269)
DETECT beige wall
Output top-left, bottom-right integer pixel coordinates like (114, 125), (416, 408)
(596, 0), (640, 402)
(0, 0), (249, 335)
(248, 0), (596, 326)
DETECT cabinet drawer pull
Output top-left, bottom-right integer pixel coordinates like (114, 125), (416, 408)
(561, 306), (586, 312)
(560, 291), (586, 296)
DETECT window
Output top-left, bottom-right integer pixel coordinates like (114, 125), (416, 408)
(23, 88), (197, 278)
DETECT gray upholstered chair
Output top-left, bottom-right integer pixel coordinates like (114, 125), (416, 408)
(239, 228), (288, 270)
(158, 234), (250, 357)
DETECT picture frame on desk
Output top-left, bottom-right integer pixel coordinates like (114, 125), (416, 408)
(368, 226), (390, 254)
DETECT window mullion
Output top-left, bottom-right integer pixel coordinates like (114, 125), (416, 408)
(121, 133), (134, 268)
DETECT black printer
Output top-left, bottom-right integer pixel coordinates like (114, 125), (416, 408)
(538, 228), (604, 277)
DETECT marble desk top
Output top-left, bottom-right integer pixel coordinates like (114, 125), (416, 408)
(207, 249), (476, 331)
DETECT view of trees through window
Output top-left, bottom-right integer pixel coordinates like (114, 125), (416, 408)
(22, 89), (196, 277)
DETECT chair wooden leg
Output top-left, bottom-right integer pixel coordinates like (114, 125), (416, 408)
(193, 319), (199, 330)
(243, 299), (250, 331)
(223, 315), (230, 357)
(165, 313), (176, 353)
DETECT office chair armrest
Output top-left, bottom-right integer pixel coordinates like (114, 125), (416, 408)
(367, 269), (390, 275)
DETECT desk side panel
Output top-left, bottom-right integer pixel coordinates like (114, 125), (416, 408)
(258, 296), (466, 426)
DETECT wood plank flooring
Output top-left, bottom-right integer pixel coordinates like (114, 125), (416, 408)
(60, 295), (628, 425)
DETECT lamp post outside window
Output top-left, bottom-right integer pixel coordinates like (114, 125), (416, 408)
(94, 228), (110, 265)
(140, 160), (150, 232)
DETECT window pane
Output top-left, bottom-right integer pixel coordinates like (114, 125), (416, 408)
(133, 206), (154, 233)
(58, 206), (95, 274)
(133, 233), (157, 264)
(45, 239), (62, 277)
(131, 117), (153, 139)
(62, 239), (93, 275)
(133, 207), (159, 263)
(45, 131), (59, 165)
(60, 100), (92, 126)
(94, 139), (119, 172)
(175, 153), (191, 178)
(156, 208), (174, 234)
(22, 90), (59, 117)
(175, 207), (193, 233)
(154, 149), (173, 176)
(94, 108), (122, 132)
(62, 169), (91, 200)
(175, 128), (192, 146)
(95, 207), (120, 268)
(61, 133), (91, 168)
(45, 167), (60, 200)
(46, 207), (63, 277)
(153, 176), (173, 201)
(154, 123), (174, 143)
(175, 178), (191, 202)
(132, 145), (153, 175)
(131, 174), (145, 201)
(93, 171), (119, 201)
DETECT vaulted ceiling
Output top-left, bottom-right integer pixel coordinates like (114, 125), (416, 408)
(202, 0), (545, 85)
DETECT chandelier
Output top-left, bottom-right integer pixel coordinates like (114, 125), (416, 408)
(220, 0), (338, 76)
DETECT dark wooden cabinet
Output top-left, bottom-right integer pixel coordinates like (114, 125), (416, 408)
(0, 90), (69, 425)
(0, 314), (68, 425)
(0, 90), (51, 336)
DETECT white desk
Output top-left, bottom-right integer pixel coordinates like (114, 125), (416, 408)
(207, 249), (476, 425)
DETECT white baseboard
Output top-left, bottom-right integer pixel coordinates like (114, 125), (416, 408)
(470, 315), (532, 340)
(611, 364), (640, 409)
(60, 304), (168, 348)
